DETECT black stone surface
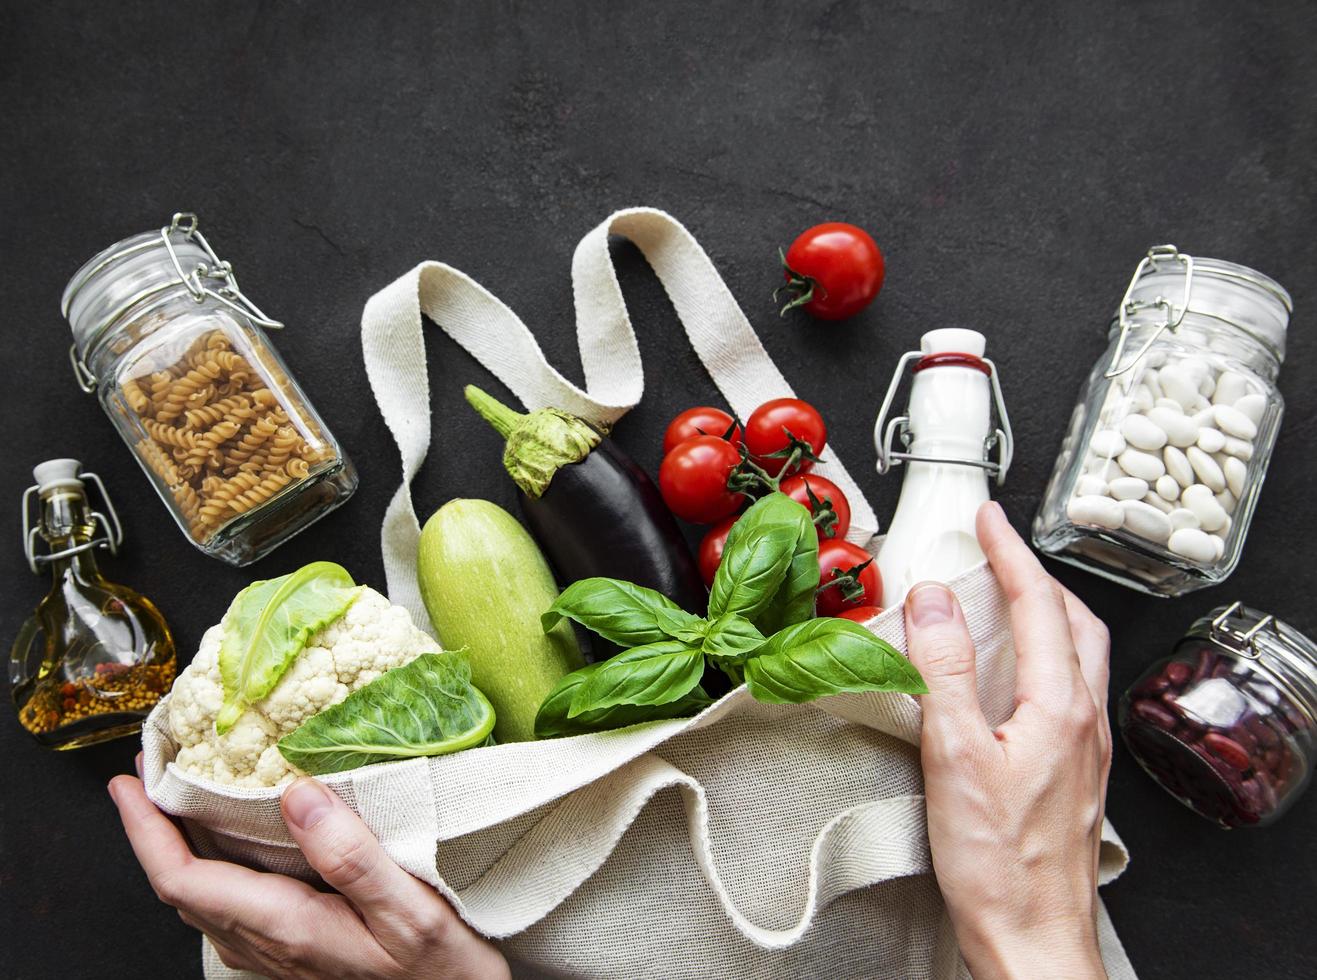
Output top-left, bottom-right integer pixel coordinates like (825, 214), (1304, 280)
(3, 2), (1316, 977)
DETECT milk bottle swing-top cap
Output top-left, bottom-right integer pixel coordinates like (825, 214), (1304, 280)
(873, 328), (1014, 485)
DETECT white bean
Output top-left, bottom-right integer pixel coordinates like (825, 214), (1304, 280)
(1186, 446), (1227, 492)
(1163, 445), (1195, 488)
(1075, 474), (1108, 497)
(1088, 457), (1125, 481)
(1154, 397), (1184, 413)
(1155, 474), (1181, 500)
(1129, 385), (1154, 412)
(1169, 527), (1217, 562)
(1147, 406), (1199, 448)
(1213, 403), (1258, 440)
(1215, 487), (1237, 514)
(1192, 407), (1216, 428)
(1222, 436), (1254, 461)
(1196, 427), (1226, 453)
(1121, 499), (1172, 542)
(1198, 373), (1216, 397)
(1120, 413), (1168, 451)
(1182, 483), (1229, 531)
(1211, 534), (1226, 561)
(1089, 429), (1127, 458)
(1157, 366), (1198, 409)
(1142, 491), (1175, 514)
(1234, 393), (1267, 425)
(1213, 371), (1249, 406)
(1118, 447), (1166, 482)
(1180, 356), (1211, 380)
(1223, 455), (1246, 497)
(1068, 494), (1124, 529)
(1108, 476), (1149, 500)
(1168, 508), (1200, 532)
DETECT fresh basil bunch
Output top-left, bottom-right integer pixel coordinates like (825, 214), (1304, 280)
(533, 493), (926, 737)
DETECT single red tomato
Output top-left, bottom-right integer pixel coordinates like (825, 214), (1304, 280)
(743, 398), (827, 477)
(697, 514), (739, 587)
(779, 473), (850, 540)
(777, 222), (884, 321)
(659, 435), (744, 524)
(662, 406), (741, 455)
(816, 539), (882, 617)
(838, 605), (884, 623)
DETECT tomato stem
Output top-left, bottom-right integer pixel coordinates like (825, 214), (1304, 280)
(773, 247), (821, 317)
(815, 558), (874, 603)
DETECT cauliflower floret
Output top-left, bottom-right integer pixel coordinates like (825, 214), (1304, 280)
(167, 587), (441, 788)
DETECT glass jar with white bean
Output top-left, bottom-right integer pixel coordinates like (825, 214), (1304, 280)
(1033, 246), (1291, 596)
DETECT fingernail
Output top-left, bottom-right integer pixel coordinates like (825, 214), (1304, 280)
(282, 778), (333, 830)
(907, 583), (954, 627)
(106, 779), (120, 804)
(134, 752), (144, 779)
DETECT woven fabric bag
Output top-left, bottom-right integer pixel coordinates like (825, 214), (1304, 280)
(142, 208), (1135, 979)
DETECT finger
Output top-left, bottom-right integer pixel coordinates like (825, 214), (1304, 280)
(281, 777), (443, 946)
(1059, 584), (1111, 713)
(109, 775), (203, 902)
(904, 582), (993, 755)
(976, 501), (1085, 702)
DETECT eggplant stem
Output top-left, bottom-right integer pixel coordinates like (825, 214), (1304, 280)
(465, 385), (525, 439)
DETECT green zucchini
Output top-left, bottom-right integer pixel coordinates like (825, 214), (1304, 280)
(418, 499), (584, 742)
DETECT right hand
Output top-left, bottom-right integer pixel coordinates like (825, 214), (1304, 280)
(110, 767), (509, 980)
(903, 501), (1112, 980)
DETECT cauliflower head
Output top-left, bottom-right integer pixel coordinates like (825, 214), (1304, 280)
(169, 587), (440, 787)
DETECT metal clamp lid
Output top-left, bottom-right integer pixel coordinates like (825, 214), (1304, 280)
(68, 212), (284, 393)
(1104, 244), (1194, 379)
(1209, 601), (1277, 659)
(21, 469), (124, 575)
(873, 350), (1014, 486)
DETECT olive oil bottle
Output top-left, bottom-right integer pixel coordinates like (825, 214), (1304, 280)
(10, 460), (175, 748)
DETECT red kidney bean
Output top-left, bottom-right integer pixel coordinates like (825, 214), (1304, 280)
(1192, 648), (1216, 682)
(1165, 660), (1192, 689)
(1246, 715), (1280, 748)
(1132, 699), (1178, 730)
(1263, 746), (1281, 771)
(1203, 732), (1252, 772)
(1228, 724), (1259, 755)
(1136, 673), (1171, 697)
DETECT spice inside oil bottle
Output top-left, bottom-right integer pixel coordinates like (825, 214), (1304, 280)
(10, 460), (175, 749)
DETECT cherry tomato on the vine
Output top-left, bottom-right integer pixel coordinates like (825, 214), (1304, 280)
(777, 222), (885, 321)
(659, 435), (744, 524)
(779, 473), (850, 541)
(743, 398), (827, 477)
(838, 605), (884, 623)
(662, 406), (741, 456)
(815, 538), (882, 617)
(697, 514), (739, 587)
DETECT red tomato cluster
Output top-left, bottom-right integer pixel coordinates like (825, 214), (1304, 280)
(658, 399), (882, 618)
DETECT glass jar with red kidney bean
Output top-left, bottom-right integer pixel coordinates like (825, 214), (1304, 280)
(1119, 602), (1317, 828)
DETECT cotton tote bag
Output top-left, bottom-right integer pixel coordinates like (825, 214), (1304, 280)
(142, 208), (1136, 980)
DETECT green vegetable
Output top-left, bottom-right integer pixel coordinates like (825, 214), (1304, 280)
(217, 562), (364, 735)
(543, 578), (702, 647)
(536, 493), (926, 735)
(744, 618), (927, 703)
(534, 663), (712, 738)
(419, 499), (585, 742)
(277, 653), (495, 774)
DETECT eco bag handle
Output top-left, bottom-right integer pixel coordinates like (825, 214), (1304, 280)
(360, 207), (878, 634)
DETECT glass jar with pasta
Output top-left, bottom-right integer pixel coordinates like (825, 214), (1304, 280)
(60, 213), (357, 566)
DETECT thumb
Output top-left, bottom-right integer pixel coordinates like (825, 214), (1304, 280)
(281, 777), (434, 943)
(904, 583), (990, 744)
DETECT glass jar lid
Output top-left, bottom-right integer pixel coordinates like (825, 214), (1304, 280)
(61, 213), (283, 390)
(1186, 602), (1317, 728)
(1104, 245), (1292, 378)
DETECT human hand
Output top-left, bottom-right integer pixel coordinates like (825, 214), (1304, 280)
(109, 763), (510, 980)
(904, 502), (1112, 980)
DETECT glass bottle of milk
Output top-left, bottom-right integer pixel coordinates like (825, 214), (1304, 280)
(874, 328), (1014, 607)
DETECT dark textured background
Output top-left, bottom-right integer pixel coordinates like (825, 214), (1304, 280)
(3, 1), (1316, 977)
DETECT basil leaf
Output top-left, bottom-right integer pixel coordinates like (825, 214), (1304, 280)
(277, 653), (496, 774)
(569, 640), (706, 717)
(535, 663), (712, 738)
(708, 519), (798, 622)
(702, 613), (766, 661)
(750, 497), (819, 635)
(217, 562), (364, 734)
(652, 605), (708, 643)
(744, 618), (928, 704)
(542, 578), (688, 647)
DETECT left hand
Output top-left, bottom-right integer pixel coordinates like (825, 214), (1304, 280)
(109, 761), (510, 980)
